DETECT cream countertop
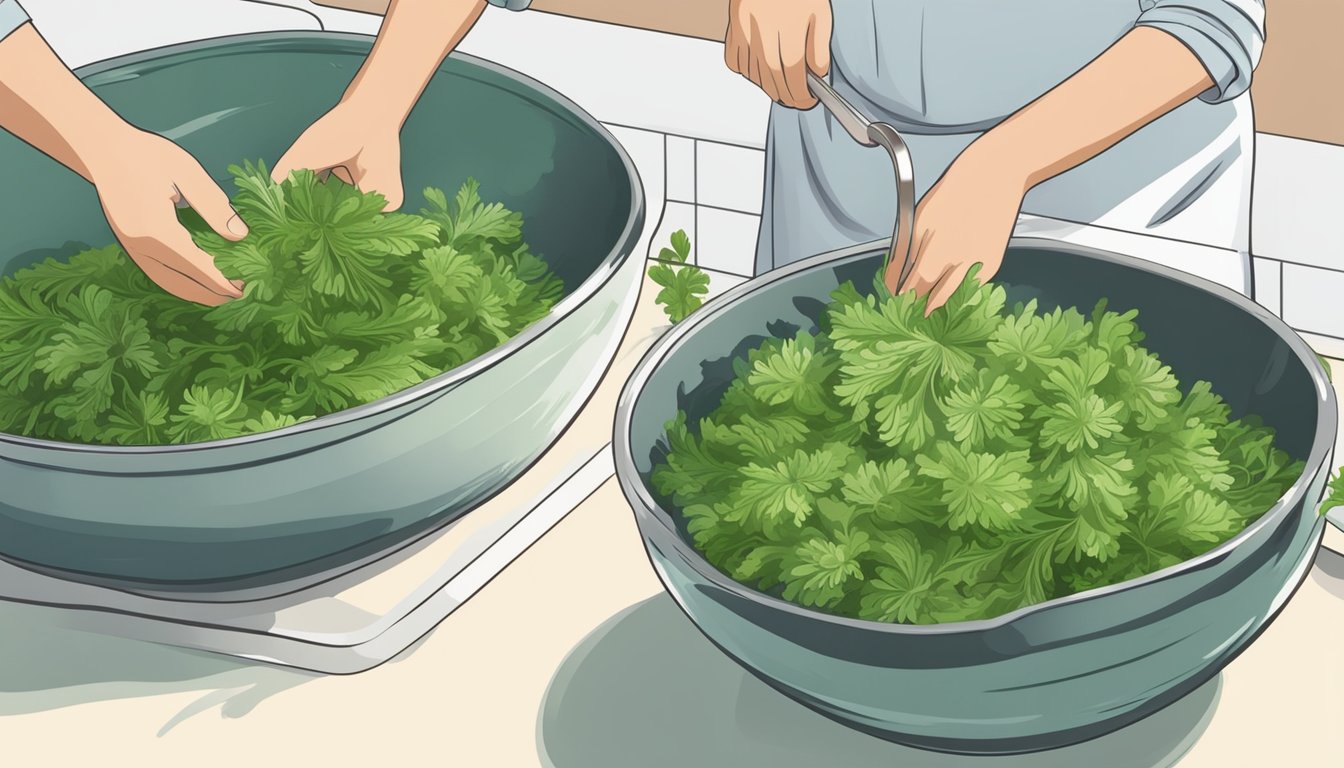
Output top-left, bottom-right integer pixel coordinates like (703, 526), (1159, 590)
(0, 268), (1341, 766)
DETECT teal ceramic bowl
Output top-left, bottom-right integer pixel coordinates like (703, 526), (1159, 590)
(0, 33), (644, 595)
(615, 238), (1336, 754)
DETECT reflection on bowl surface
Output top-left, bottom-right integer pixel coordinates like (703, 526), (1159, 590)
(615, 239), (1336, 754)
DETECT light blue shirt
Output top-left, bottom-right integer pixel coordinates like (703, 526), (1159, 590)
(482, 0), (1263, 106)
(756, 0), (1267, 287)
(0, 0), (28, 42)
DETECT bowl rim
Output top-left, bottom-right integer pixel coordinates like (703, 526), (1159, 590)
(613, 235), (1338, 635)
(0, 30), (645, 456)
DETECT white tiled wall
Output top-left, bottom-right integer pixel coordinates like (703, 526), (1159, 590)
(1252, 134), (1344, 356)
(653, 135), (768, 278)
(1252, 257), (1283, 317)
(666, 136), (696, 205)
(696, 142), (766, 215)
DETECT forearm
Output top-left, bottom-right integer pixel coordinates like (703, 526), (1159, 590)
(342, 0), (488, 128)
(972, 26), (1215, 192)
(0, 24), (131, 182)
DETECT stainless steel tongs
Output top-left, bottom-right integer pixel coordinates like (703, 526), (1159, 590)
(806, 71), (916, 292)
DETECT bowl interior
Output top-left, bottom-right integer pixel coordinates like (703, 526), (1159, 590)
(629, 243), (1324, 546)
(0, 33), (634, 295)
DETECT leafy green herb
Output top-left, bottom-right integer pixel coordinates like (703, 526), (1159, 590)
(1323, 472), (1344, 518)
(0, 161), (562, 446)
(652, 269), (1305, 625)
(649, 229), (710, 324)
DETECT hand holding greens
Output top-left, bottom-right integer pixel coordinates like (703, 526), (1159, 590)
(0, 161), (562, 446)
(652, 272), (1304, 625)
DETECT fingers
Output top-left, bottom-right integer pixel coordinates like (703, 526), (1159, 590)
(363, 169), (405, 212)
(725, 4), (817, 109)
(724, 22), (745, 75)
(126, 251), (232, 307)
(778, 30), (815, 108)
(924, 264), (971, 316)
(745, 39), (778, 103)
(326, 165), (357, 187)
(175, 165), (249, 242)
(806, 10), (832, 76)
(749, 19), (790, 106)
(896, 232), (943, 297)
(132, 227), (242, 302)
(271, 144), (307, 186)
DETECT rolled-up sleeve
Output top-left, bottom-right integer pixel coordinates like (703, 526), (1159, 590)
(1135, 0), (1265, 104)
(0, 0), (30, 43)
(485, 0), (532, 9)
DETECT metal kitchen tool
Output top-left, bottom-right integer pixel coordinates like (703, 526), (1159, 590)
(806, 71), (916, 291)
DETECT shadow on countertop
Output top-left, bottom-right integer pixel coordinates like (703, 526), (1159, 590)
(536, 595), (1222, 768)
(0, 600), (317, 734)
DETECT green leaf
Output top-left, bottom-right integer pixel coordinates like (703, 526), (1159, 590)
(167, 385), (248, 444)
(733, 446), (849, 529)
(987, 303), (1090, 373)
(858, 530), (961, 624)
(781, 529), (870, 609)
(105, 391), (170, 445)
(444, 179), (523, 245)
(670, 229), (691, 262)
(840, 459), (923, 522)
(746, 332), (832, 415)
(1322, 473), (1344, 518)
(285, 177), (439, 305)
(650, 259), (710, 324)
(940, 371), (1030, 448)
(915, 444), (1034, 531)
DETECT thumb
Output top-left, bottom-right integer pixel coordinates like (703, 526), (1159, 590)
(270, 147), (310, 186)
(806, 11), (832, 76)
(362, 169), (405, 212)
(178, 166), (249, 242)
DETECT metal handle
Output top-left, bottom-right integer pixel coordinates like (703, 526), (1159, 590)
(805, 72), (915, 293)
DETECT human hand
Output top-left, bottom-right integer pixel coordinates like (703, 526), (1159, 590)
(890, 144), (1030, 314)
(272, 103), (403, 211)
(87, 128), (248, 306)
(725, 0), (832, 109)
(0, 24), (242, 305)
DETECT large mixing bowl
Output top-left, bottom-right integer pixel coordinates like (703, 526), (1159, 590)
(615, 238), (1336, 755)
(0, 32), (644, 594)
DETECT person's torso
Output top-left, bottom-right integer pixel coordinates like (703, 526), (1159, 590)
(832, 0), (1143, 132)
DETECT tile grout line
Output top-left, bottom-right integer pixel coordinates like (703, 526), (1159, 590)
(601, 119), (768, 153)
(692, 139), (700, 268)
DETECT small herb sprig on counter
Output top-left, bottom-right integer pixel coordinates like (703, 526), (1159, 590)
(649, 229), (710, 324)
(1323, 473), (1344, 518)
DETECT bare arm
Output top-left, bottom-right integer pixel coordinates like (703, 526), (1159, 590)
(0, 21), (123, 181)
(973, 26), (1213, 194)
(0, 24), (246, 304)
(271, 0), (489, 207)
(899, 26), (1220, 307)
(341, 0), (488, 128)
